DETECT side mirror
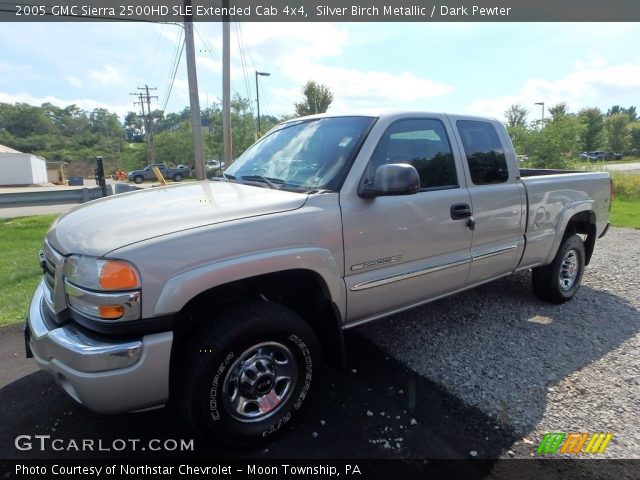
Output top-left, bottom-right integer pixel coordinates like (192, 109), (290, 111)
(359, 163), (421, 198)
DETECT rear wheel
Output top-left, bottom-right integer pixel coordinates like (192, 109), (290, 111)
(532, 234), (585, 304)
(173, 174), (183, 182)
(180, 301), (320, 444)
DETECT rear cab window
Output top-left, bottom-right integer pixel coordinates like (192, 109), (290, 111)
(456, 120), (509, 185)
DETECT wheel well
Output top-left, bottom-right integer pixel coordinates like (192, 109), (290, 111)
(564, 211), (597, 265)
(171, 270), (344, 378)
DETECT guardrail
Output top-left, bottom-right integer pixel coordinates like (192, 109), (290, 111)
(0, 185), (137, 208)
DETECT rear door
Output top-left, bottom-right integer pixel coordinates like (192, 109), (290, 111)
(450, 118), (526, 285)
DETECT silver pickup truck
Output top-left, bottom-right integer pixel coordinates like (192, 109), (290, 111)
(26, 112), (611, 443)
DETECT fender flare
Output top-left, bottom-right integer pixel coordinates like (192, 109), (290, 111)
(153, 247), (346, 320)
(544, 200), (595, 265)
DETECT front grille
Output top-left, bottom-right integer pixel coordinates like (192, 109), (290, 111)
(41, 250), (55, 292)
(40, 241), (64, 320)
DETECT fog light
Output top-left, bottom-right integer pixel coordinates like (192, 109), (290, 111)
(98, 305), (125, 319)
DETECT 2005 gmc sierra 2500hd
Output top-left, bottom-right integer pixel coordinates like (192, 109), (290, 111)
(26, 112), (612, 443)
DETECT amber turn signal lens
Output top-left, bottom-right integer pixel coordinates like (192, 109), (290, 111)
(99, 261), (139, 290)
(98, 305), (125, 319)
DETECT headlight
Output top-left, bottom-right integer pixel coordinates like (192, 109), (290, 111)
(65, 255), (140, 291)
(64, 255), (141, 322)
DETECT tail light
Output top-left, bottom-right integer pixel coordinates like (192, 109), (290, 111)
(609, 177), (615, 211)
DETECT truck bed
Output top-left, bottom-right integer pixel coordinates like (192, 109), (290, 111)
(518, 169), (611, 268)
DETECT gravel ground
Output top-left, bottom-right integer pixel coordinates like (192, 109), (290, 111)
(360, 227), (640, 459)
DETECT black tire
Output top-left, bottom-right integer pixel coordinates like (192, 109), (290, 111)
(180, 301), (320, 445)
(532, 234), (585, 304)
(173, 174), (183, 182)
(133, 176), (144, 184)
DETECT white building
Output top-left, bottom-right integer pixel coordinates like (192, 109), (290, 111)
(0, 144), (48, 185)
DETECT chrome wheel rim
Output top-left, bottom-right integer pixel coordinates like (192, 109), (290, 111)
(559, 249), (579, 291)
(222, 342), (297, 422)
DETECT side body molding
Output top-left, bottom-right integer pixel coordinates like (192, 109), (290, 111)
(153, 247), (346, 321)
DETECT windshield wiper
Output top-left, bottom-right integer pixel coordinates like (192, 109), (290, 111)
(240, 175), (283, 190)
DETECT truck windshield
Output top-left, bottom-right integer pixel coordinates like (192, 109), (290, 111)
(224, 116), (375, 192)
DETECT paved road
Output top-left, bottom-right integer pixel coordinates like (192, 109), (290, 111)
(603, 161), (640, 172)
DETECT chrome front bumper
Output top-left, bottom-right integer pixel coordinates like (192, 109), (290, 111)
(27, 281), (173, 414)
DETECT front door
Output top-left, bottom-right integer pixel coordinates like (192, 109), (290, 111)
(340, 117), (474, 325)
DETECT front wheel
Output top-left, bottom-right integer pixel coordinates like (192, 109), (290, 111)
(133, 176), (144, 184)
(532, 234), (586, 304)
(180, 301), (320, 444)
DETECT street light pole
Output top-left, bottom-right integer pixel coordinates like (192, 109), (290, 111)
(255, 71), (270, 135)
(535, 101), (545, 124)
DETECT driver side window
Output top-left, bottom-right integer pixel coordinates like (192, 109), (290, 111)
(368, 119), (459, 190)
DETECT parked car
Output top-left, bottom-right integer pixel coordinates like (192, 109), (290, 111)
(26, 112), (612, 444)
(579, 151), (623, 161)
(127, 164), (191, 183)
(205, 160), (225, 169)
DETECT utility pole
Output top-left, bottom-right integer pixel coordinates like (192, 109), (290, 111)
(184, 0), (206, 181)
(222, 0), (232, 165)
(130, 86), (158, 164)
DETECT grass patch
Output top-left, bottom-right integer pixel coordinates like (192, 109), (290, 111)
(610, 199), (640, 229)
(611, 172), (640, 200)
(0, 215), (57, 327)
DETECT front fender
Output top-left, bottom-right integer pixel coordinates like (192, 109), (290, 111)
(153, 247), (346, 321)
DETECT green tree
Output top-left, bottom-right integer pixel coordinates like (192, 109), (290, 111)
(604, 113), (630, 152)
(124, 111), (144, 142)
(0, 103), (54, 138)
(524, 115), (584, 168)
(504, 104), (528, 128)
(607, 105), (636, 121)
(231, 93), (257, 158)
(154, 122), (194, 166)
(577, 107), (604, 151)
(294, 80), (334, 117)
(548, 102), (568, 122)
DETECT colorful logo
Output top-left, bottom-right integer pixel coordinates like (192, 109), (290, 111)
(537, 432), (613, 455)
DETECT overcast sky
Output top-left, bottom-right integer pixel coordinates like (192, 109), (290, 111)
(0, 22), (638, 123)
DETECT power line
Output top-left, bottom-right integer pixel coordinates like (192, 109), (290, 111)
(233, 21), (254, 116)
(162, 34), (184, 112)
(160, 27), (184, 113)
(194, 23), (219, 61)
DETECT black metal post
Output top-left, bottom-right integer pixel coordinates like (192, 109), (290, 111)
(95, 156), (108, 197)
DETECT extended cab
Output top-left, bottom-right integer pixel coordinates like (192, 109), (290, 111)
(26, 112), (611, 443)
(127, 163), (191, 184)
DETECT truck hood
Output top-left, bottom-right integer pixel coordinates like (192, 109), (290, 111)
(47, 181), (307, 256)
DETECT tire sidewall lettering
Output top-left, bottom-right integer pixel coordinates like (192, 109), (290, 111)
(259, 334), (314, 437)
(288, 334), (313, 411)
(209, 352), (234, 421)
